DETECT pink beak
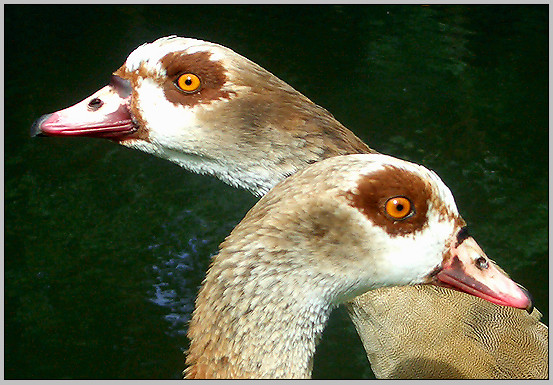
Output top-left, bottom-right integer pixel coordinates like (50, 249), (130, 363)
(435, 227), (532, 311)
(31, 75), (136, 140)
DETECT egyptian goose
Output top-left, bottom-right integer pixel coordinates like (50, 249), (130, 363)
(184, 154), (531, 378)
(31, 36), (548, 379)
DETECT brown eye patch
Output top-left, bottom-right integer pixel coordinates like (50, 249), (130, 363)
(160, 51), (235, 107)
(345, 165), (431, 236)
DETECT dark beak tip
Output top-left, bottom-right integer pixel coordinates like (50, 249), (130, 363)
(517, 283), (534, 314)
(30, 113), (53, 137)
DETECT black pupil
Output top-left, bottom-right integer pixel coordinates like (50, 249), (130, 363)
(185, 77), (192, 85)
(396, 203), (404, 212)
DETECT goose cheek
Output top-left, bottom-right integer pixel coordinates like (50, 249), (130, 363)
(435, 235), (533, 311)
(30, 84), (137, 139)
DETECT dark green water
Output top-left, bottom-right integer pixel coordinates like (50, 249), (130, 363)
(4, 5), (548, 379)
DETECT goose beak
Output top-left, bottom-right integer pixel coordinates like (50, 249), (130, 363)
(31, 76), (137, 140)
(434, 227), (533, 311)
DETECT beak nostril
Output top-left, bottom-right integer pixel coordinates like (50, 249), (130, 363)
(476, 256), (489, 270)
(88, 98), (103, 111)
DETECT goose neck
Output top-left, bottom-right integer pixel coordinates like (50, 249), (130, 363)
(185, 251), (336, 378)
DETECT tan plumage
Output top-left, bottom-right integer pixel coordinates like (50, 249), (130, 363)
(33, 36), (548, 379)
(348, 285), (547, 379)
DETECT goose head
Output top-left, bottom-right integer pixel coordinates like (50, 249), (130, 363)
(185, 154), (532, 378)
(31, 36), (373, 195)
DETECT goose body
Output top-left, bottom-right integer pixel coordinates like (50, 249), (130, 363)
(184, 154), (531, 378)
(32, 36), (548, 379)
(349, 286), (547, 379)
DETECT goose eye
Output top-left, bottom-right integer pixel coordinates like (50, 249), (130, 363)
(176, 73), (201, 93)
(385, 196), (413, 220)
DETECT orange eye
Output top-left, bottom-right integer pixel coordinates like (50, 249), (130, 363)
(176, 73), (201, 93)
(385, 197), (412, 220)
